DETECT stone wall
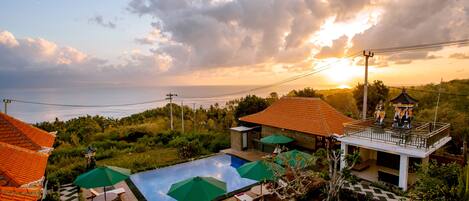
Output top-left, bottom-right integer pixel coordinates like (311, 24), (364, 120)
(230, 130), (242, 151)
(261, 125), (317, 150)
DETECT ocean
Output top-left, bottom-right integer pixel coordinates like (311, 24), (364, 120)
(0, 85), (303, 123)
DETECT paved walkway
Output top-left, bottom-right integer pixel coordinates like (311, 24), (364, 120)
(221, 148), (268, 161)
(59, 183), (79, 201)
(343, 182), (408, 201)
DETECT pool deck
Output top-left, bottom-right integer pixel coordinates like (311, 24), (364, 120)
(221, 148), (268, 162)
(81, 180), (138, 201)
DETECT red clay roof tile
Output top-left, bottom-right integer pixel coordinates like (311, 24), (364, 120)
(0, 112), (55, 151)
(0, 141), (48, 186)
(239, 97), (354, 137)
(0, 186), (41, 201)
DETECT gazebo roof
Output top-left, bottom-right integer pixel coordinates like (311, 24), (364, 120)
(390, 89), (418, 105)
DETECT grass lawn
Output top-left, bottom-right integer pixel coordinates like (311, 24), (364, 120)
(97, 147), (180, 173)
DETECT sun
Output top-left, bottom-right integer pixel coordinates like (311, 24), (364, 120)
(318, 58), (363, 85)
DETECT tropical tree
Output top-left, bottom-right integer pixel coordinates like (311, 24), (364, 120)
(352, 80), (389, 118)
(324, 149), (360, 201)
(409, 161), (464, 201)
(234, 95), (269, 120)
(287, 87), (323, 98)
(269, 152), (321, 200)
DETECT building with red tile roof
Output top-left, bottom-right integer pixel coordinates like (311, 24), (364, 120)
(0, 112), (55, 200)
(0, 112), (55, 151)
(231, 97), (354, 151)
(240, 97), (354, 137)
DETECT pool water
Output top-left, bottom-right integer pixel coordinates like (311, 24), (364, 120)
(130, 154), (257, 201)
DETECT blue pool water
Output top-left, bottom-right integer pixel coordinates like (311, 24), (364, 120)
(130, 154), (257, 201)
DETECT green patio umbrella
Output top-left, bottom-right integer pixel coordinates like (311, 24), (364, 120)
(74, 166), (130, 201)
(260, 134), (294, 144)
(237, 160), (284, 181)
(167, 176), (227, 201)
(275, 149), (313, 168)
(237, 160), (284, 198)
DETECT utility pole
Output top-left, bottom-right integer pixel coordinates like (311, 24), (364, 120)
(362, 50), (374, 120)
(181, 101), (184, 133)
(3, 99), (11, 114)
(193, 103), (196, 133)
(166, 93), (177, 130)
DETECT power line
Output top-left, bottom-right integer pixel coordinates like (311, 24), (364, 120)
(6, 98), (167, 108)
(371, 39), (469, 54)
(179, 51), (362, 99)
(5, 38), (469, 109)
(389, 86), (469, 97)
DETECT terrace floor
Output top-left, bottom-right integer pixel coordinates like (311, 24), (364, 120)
(221, 148), (268, 162)
(80, 180), (138, 201)
(352, 160), (416, 186)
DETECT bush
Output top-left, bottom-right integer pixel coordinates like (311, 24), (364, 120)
(169, 137), (203, 158)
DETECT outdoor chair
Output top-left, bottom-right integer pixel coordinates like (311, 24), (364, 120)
(250, 184), (273, 196)
(87, 188), (125, 201)
(234, 192), (255, 201)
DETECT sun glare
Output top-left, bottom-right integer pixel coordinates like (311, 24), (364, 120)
(319, 58), (363, 85)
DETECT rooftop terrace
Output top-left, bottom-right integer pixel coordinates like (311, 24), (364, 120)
(342, 119), (451, 150)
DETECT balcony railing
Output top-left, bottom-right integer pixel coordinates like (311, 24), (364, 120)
(343, 119), (450, 150)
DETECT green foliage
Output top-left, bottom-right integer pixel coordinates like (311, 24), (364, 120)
(234, 95), (269, 120)
(288, 87), (324, 98)
(352, 80), (390, 117)
(410, 161), (464, 201)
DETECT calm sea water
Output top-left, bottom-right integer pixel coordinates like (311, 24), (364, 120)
(0, 85), (300, 123)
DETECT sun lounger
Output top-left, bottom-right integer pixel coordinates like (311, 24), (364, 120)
(250, 184), (272, 195)
(235, 193), (254, 201)
(87, 188), (125, 200)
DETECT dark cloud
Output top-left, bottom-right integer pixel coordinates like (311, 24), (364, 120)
(89, 15), (116, 29)
(351, 0), (469, 62)
(449, 53), (469, 59)
(128, 0), (372, 71)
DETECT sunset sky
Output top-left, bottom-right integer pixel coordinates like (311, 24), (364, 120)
(1, 0), (469, 89)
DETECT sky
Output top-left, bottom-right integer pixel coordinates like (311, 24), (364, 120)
(1, 0), (469, 89)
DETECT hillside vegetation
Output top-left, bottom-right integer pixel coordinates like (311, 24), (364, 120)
(38, 79), (469, 192)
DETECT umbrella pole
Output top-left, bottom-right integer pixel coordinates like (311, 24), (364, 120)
(104, 186), (107, 201)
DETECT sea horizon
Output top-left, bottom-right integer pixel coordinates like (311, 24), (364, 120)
(1, 84), (335, 123)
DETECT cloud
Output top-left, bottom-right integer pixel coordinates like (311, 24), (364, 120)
(128, 0), (372, 72)
(0, 30), (99, 71)
(315, 35), (348, 59)
(351, 0), (469, 63)
(89, 15), (116, 29)
(135, 29), (171, 45)
(449, 53), (469, 59)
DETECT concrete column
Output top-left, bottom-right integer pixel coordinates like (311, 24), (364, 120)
(340, 143), (348, 170)
(399, 154), (409, 191)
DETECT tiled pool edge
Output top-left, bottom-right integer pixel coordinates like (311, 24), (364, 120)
(126, 178), (147, 201)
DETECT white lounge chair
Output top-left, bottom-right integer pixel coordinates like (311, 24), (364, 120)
(234, 192), (256, 201)
(88, 188), (125, 201)
(250, 184), (272, 196)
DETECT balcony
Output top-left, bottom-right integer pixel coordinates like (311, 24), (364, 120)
(343, 119), (451, 150)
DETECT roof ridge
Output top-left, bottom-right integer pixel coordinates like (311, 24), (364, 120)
(316, 101), (332, 135)
(0, 113), (55, 149)
(281, 96), (321, 100)
(0, 141), (48, 157)
(0, 113), (56, 138)
(0, 115), (42, 151)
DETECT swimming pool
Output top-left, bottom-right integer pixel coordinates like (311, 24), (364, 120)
(130, 154), (257, 201)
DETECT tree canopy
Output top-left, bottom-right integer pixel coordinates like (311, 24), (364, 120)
(287, 87), (324, 98)
(352, 80), (390, 118)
